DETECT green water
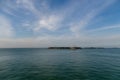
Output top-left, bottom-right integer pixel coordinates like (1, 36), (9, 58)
(0, 48), (120, 80)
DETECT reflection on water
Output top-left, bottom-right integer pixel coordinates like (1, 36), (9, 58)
(0, 48), (120, 80)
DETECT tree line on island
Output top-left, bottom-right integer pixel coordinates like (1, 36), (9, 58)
(48, 47), (105, 50)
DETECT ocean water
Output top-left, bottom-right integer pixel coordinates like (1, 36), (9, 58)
(0, 48), (120, 80)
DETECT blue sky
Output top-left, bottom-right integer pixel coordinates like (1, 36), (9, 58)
(0, 0), (120, 48)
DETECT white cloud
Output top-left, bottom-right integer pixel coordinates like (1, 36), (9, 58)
(15, 0), (64, 32)
(0, 15), (14, 37)
(34, 15), (62, 32)
(1, 0), (83, 33)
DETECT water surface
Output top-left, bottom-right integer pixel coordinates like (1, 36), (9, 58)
(0, 48), (120, 80)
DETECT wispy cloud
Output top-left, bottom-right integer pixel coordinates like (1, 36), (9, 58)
(16, 0), (41, 15)
(34, 15), (62, 31)
(70, 0), (117, 36)
(87, 24), (120, 33)
(0, 15), (14, 37)
(18, 0), (80, 33)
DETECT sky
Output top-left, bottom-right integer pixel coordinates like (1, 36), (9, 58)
(0, 0), (120, 48)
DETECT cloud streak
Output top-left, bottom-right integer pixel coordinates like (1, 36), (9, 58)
(70, 0), (117, 36)
(0, 15), (14, 37)
(87, 24), (120, 33)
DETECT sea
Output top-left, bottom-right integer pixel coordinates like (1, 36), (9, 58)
(0, 48), (120, 80)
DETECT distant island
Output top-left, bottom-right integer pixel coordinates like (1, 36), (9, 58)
(48, 47), (82, 50)
(83, 47), (104, 49)
(48, 47), (105, 50)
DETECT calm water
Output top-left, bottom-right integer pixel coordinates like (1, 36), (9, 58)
(0, 48), (120, 80)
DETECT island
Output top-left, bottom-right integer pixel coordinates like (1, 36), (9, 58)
(48, 47), (105, 50)
(83, 47), (105, 49)
(48, 47), (82, 50)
